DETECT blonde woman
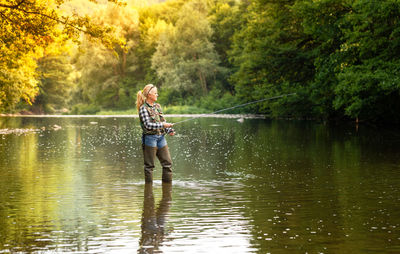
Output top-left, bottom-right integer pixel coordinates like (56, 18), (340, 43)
(136, 84), (175, 183)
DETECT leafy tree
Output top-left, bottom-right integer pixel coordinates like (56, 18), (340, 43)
(0, 0), (124, 112)
(208, 0), (241, 92)
(334, 0), (400, 123)
(151, 0), (223, 95)
(135, 18), (170, 85)
(229, 0), (315, 116)
(0, 54), (38, 112)
(72, 4), (140, 109)
(292, 0), (350, 119)
(34, 52), (75, 114)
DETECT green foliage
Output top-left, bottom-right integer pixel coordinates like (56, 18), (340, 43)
(157, 87), (188, 106)
(33, 53), (75, 113)
(229, 0), (315, 117)
(151, 0), (223, 95)
(227, 0), (400, 123)
(2, 0), (400, 125)
(333, 0), (400, 123)
(195, 88), (236, 112)
(72, 4), (140, 110)
(70, 103), (100, 115)
(96, 108), (138, 115)
(291, 0), (350, 119)
(207, 0), (240, 92)
(163, 105), (208, 114)
(334, 60), (400, 122)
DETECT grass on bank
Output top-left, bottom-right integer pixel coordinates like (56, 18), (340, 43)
(69, 90), (236, 115)
(95, 105), (208, 115)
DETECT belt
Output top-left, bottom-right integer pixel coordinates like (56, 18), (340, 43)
(143, 129), (165, 135)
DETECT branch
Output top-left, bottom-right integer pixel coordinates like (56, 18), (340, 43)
(16, 8), (88, 34)
(1, 1), (122, 48)
(0, 10), (25, 31)
(1, 1), (92, 35)
(0, 0), (26, 9)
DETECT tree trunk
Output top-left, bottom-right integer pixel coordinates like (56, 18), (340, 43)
(121, 51), (126, 77)
(198, 70), (207, 94)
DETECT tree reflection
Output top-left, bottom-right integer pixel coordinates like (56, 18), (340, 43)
(138, 183), (172, 254)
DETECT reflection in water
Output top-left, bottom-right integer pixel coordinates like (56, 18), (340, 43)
(0, 117), (399, 253)
(138, 183), (172, 254)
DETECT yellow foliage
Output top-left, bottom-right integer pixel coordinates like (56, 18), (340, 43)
(0, 53), (39, 109)
(0, 0), (126, 112)
(145, 19), (172, 45)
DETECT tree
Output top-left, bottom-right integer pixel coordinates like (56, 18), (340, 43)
(34, 52), (75, 114)
(0, 54), (38, 112)
(292, 0), (350, 119)
(208, 0), (241, 92)
(229, 0), (314, 116)
(72, 4), (140, 109)
(0, 0), (124, 112)
(151, 0), (222, 95)
(333, 0), (400, 123)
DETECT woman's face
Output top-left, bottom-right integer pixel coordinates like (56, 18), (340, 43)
(147, 87), (158, 102)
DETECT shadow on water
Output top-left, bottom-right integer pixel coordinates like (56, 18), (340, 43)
(138, 183), (172, 254)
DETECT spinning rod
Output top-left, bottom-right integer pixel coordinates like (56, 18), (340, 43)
(172, 93), (296, 125)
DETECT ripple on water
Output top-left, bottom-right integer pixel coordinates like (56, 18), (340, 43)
(1, 117), (400, 253)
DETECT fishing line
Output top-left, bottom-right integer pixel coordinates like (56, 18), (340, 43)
(172, 93), (296, 125)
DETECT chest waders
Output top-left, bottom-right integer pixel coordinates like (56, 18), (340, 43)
(140, 103), (172, 183)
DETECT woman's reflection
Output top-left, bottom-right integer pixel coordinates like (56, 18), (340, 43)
(138, 183), (172, 254)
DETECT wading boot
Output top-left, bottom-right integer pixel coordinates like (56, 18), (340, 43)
(157, 145), (173, 183)
(143, 145), (157, 183)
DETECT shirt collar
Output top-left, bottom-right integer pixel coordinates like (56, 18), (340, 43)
(145, 101), (155, 108)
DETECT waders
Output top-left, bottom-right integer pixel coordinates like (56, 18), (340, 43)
(143, 144), (172, 183)
(157, 145), (172, 182)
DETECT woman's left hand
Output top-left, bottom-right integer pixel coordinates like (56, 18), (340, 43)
(167, 128), (175, 136)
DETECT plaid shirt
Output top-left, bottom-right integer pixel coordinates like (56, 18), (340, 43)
(139, 104), (163, 130)
(139, 103), (172, 134)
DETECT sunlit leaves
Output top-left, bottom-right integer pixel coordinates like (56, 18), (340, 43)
(0, 0), (124, 111)
(0, 54), (39, 110)
(35, 52), (75, 113)
(72, 4), (140, 109)
(151, 0), (222, 95)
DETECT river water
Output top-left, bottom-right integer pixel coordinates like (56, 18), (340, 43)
(0, 116), (399, 253)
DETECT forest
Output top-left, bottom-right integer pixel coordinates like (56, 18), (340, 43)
(1, 0), (400, 124)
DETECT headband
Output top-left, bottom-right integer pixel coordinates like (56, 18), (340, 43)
(145, 85), (154, 96)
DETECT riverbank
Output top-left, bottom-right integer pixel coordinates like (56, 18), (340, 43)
(0, 113), (266, 119)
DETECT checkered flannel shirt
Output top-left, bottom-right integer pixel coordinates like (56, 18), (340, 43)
(139, 104), (172, 133)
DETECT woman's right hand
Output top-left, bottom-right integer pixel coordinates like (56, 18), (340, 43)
(163, 122), (174, 128)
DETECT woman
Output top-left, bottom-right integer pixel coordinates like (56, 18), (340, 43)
(136, 84), (175, 183)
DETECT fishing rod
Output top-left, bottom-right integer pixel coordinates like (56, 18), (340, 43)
(172, 92), (296, 125)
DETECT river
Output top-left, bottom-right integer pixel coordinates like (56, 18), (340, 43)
(0, 116), (399, 253)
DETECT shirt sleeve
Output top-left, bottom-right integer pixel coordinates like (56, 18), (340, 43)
(139, 105), (164, 130)
(165, 127), (173, 134)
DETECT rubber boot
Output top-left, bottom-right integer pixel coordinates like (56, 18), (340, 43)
(157, 145), (173, 183)
(143, 145), (157, 183)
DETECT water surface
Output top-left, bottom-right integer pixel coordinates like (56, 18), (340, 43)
(0, 116), (399, 253)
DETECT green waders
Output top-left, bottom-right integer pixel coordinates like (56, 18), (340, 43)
(157, 145), (173, 182)
(143, 145), (172, 183)
(143, 145), (157, 183)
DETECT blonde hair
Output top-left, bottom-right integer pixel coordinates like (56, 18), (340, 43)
(136, 84), (156, 112)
